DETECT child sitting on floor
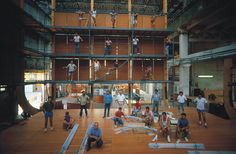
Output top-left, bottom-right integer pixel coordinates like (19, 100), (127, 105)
(63, 112), (75, 131)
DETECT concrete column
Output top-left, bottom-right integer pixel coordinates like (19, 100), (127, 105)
(179, 33), (190, 96)
(179, 63), (191, 96)
(179, 33), (188, 58)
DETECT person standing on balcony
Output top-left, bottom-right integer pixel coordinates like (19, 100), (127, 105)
(93, 59), (101, 80)
(63, 60), (77, 81)
(110, 10), (117, 28)
(104, 38), (112, 55)
(164, 37), (172, 56)
(89, 9), (97, 26)
(132, 36), (139, 54)
(131, 13), (138, 27)
(73, 33), (83, 54)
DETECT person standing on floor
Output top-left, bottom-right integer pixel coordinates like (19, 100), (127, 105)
(42, 96), (54, 132)
(177, 91), (187, 114)
(151, 89), (161, 115)
(115, 90), (127, 109)
(194, 94), (208, 128)
(103, 90), (112, 118)
(78, 90), (90, 118)
(73, 33), (83, 54)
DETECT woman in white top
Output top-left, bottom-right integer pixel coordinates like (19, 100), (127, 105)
(177, 91), (187, 114)
(194, 94), (208, 128)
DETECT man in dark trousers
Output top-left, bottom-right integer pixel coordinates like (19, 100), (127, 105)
(78, 90), (90, 118)
(42, 96), (54, 132)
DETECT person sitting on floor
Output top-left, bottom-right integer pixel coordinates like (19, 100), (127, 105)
(112, 107), (124, 128)
(63, 111), (75, 131)
(159, 112), (171, 142)
(86, 122), (103, 151)
(131, 98), (141, 116)
(143, 106), (154, 127)
(176, 112), (190, 143)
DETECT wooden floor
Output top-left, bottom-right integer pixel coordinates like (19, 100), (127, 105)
(1, 106), (236, 154)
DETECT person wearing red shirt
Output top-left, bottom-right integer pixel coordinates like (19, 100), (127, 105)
(113, 107), (124, 127)
(131, 98), (141, 116)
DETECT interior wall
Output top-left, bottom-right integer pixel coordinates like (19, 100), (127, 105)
(191, 59), (224, 91)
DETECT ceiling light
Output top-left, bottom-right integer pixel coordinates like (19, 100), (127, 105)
(198, 75), (214, 78)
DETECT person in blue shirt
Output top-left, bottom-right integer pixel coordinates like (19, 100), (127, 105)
(63, 111), (75, 131)
(176, 112), (190, 143)
(103, 90), (112, 118)
(86, 122), (103, 151)
(151, 89), (161, 115)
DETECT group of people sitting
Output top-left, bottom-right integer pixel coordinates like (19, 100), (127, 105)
(112, 104), (190, 144)
(153, 112), (190, 143)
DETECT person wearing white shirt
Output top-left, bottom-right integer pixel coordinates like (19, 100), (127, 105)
(73, 33), (83, 54)
(93, 59), (101, 79)
(63, 60), (77, 81)
(132, 37), (139, 54)
(110, 10), (117, 28)
(194, 94), (208, 128)
(115, 91), (127, 108)
(177, 91), (187, 114)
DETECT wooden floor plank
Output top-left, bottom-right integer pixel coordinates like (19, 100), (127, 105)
(0, 107), (236, 154)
